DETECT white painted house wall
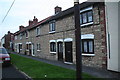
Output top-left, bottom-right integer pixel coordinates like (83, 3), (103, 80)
(105, 2), (120, 72)
(118, 1), (120, 72)
(1, 38), (5, 47)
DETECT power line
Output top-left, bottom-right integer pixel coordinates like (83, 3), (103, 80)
(1, 0), (16, 24)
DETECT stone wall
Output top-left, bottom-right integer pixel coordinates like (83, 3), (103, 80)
(14, 3), (107, 69)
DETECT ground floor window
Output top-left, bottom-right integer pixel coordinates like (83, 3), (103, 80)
(50, 42), (56, 52)
(37, 43), (41, 51)
(82, 39), (94, 54)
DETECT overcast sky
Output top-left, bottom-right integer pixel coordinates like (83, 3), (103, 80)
(0, 0), (87, 39)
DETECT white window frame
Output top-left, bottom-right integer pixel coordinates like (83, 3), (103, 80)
(81, 34), (95, 56)
(36, 27), (40, 36)
(25, 31), (29, 38)
(49, 20), (56, 33)
(37, 43), (41, 51)
(80, 6), (93, 27)
(49, 40), (56, 54)
(15, 36), (17, 40)
(20, 33), (22, 40)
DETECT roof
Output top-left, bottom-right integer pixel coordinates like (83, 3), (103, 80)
(14, 2), (100, 35)
(14, 16), (52, 35)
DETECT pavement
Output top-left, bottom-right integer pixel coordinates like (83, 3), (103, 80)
(2, 65), (29, 80)
(12, 52), (120, 79)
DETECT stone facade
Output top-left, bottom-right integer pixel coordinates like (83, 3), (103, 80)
(13, 2), (107, 69)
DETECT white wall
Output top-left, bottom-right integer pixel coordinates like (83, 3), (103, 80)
(1, 38), (5, 47)
(118, 1), (120, 72)
(105, 2), (119, 72)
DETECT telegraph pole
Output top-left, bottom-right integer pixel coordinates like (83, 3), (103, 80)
(74, 0), (82, 80)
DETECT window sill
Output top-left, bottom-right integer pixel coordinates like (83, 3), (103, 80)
(37, 50), (41, 52)
(50, 52), (57, 54)
(26, 50), (29, 51)
(81, 22), (93, 27)
(26, 37), (29, 39)
(82, 54), (95, 56)
(49, 31), (56, 34)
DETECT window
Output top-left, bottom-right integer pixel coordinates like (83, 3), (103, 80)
(88, 11), (93, 22)
(37, 43), (41, 51)
(50, 42), (56, 52)
(20, 33), (22, 39)
(15, 36), (17, 40)
(80, 6), (93, 26)
(80, 11), (93, 24)
(49, 21), (55, 33)
(82, 13), (87, 23)
(82, 39), (94, 54)
(25, 31), (29, 38)
(36, 27), (40, 36)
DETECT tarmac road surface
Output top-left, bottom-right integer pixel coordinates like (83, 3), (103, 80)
(1, 64), (29, 80)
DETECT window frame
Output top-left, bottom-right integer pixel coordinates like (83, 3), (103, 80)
(80, 6), (93, 27)
(36, 27), (40, 36)
(82, 39), (94, 54)
(25, 31), (29, 38)
(49, 21), (56, 33)
(50, 42), (56, 53)
(37, 43), (41, 51)
(20, 33), (23, 40)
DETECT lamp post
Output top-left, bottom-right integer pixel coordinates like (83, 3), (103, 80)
(74, 0), (82, 80)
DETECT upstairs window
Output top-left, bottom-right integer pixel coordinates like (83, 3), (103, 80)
(49, 21), (56, 33)
(15, 36), (17, 40)
(81, 11), (93, 24)
(80, 6), (93, 27)
(20, 33), (23, 40)
(25, 31), (29, 38)
(36, 27), (40, 36)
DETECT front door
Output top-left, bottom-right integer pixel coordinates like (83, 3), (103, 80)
(65, 42), (73, 63)
(31, 44), (35, 56)
(29, 44), (32, 55)
(58, 42), (63, 61)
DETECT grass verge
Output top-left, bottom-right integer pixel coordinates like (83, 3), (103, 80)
(10, 54), (95, 79)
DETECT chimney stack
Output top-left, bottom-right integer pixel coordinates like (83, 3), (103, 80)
(33, 16), (38, 24)
(19, 25), (24, 30)
(55, 6), (62, 14)
(29, 16), (38, 26)
(29, 20), (33, 26)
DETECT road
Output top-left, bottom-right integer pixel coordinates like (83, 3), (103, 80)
(1, 64), (28, 79)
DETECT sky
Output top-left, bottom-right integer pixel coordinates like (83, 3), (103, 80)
(0, 0), (87, 39)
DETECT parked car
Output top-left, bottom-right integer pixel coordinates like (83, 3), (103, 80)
(0, 47), (11, 66)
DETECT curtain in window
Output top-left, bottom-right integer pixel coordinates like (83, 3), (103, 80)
(88, 11), (93, 22)
(50, 42), (56, 52)
(82, 13), (87, 23)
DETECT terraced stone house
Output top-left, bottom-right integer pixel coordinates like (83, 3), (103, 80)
(14, 2), (107, 69)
